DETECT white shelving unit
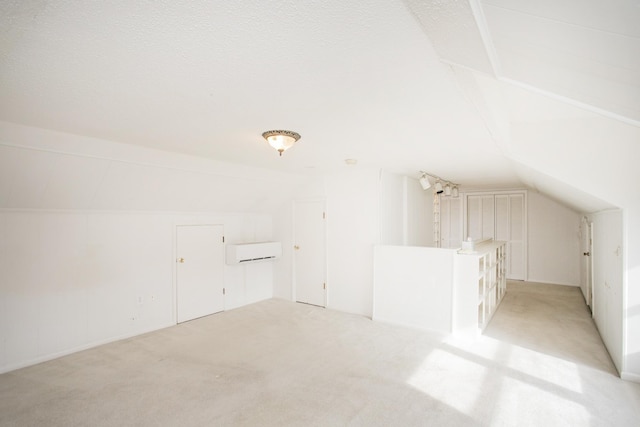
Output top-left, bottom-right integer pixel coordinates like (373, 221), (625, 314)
(455, 239), (507, 333)
(373, 240), (507, 336)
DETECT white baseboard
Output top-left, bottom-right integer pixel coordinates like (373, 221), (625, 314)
(0, 322), (175, 375)
(621, 371), (640, 383)
(522, 279), (580, 287)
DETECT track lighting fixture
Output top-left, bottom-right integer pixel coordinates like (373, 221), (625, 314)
(419, 174), (431, 190)
(418, 171), (459, 197)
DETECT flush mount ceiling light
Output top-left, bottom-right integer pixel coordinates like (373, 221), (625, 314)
(262, 130), (301, 156)
(418, 171), (459, 197)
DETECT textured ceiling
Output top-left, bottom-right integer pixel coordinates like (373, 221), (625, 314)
(0, 0), (517, 186)
(0, 0), (638, 212)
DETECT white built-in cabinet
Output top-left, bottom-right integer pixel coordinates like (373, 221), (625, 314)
(455, 240), (507, 331)
(591, 210), (623, 373)
(465, 191), (526, 280)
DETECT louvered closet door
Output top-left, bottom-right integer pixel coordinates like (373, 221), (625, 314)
(466, 192), (526, 280)
(508, 194), (525, 280)
(495, 194), (526, 280)
(466, 195), (495, 240)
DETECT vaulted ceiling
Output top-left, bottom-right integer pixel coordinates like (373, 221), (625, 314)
(1, 0), (638, 213)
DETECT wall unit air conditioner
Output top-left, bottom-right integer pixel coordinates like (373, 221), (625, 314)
(225, 241), (282, 265)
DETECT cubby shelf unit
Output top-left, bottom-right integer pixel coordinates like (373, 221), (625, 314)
(373, 239), (507, 337)
(457, 240), (507, 332)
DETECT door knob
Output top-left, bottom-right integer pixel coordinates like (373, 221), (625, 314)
(583, 252), (590, 256)
(294, 245), (300, 250)
(177, 257), (185, 263)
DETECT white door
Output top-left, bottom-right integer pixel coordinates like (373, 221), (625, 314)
(496, 193), (526, 280)
(580, 217), (593, 307)
(293, 200), (326, 307)
(466, 192), (527, 280)
(591, 211), (623, 370)
(440, 197), (462, 249)
(176, 225), (225, 323)
(466, 195), (495, 240)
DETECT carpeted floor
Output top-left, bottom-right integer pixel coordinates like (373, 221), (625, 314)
(1, 281), (639, 426)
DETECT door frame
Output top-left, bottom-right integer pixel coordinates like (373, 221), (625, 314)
(173, 223), (225, 324)
(292, 198), (328, 307)
(580, 216), (594, 309)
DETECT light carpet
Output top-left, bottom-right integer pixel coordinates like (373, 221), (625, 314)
(1, 281), (639, 426)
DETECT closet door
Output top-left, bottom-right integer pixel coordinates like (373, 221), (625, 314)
(466, 195), (495, 240)
(508, 194), (526, 280)
(495, 194), (526, 280)
(441, 197), (462, 249)
(176, 224), (225, 323)
(466, 192), (527, 280)
(293, 199), (327, 307)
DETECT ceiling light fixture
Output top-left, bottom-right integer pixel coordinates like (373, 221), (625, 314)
(262, 130), (301, 156)
(434, 180), (444, 194)
(418, 171), (459, 197)
(419, 173), (432, 190)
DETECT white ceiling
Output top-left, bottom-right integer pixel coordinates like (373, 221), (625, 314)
(1, 0), (638, 212)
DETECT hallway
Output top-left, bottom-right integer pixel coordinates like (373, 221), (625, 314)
(485, 281), (616, 374)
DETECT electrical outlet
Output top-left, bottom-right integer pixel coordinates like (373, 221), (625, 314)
(137, 296), (143, 305)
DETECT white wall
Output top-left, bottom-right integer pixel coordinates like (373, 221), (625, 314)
(0, 121), (301, 214)
(590, 209), (624, 374)
(624, 202), (640, 380)
(0, 210), (272, 373)
(380, 171), (431, 247)
(406, 176), (432, 247)
(373, 245), (455, 332)
(274, 169), (432, 318)
(325, 169), (380, 317)
(380, 171), (405, 246)
(528, 191), (582, 286)
(0, 123), (291, 373)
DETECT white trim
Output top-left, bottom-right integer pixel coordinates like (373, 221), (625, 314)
(622, 207), (629, 375)
(520, 280), (580, 288)
(621, 371), (640, 383)
(499, 77), (640, 128)
(0, 322), (175, 375)
(292, 198), (328, 308)
(468, 0), (502, 76)
(0, 137), (296, 182)
(0, 208), (250, 216)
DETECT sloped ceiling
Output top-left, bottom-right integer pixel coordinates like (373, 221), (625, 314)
(406, 0), (640, 211)
(1, 0), (638, 213)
